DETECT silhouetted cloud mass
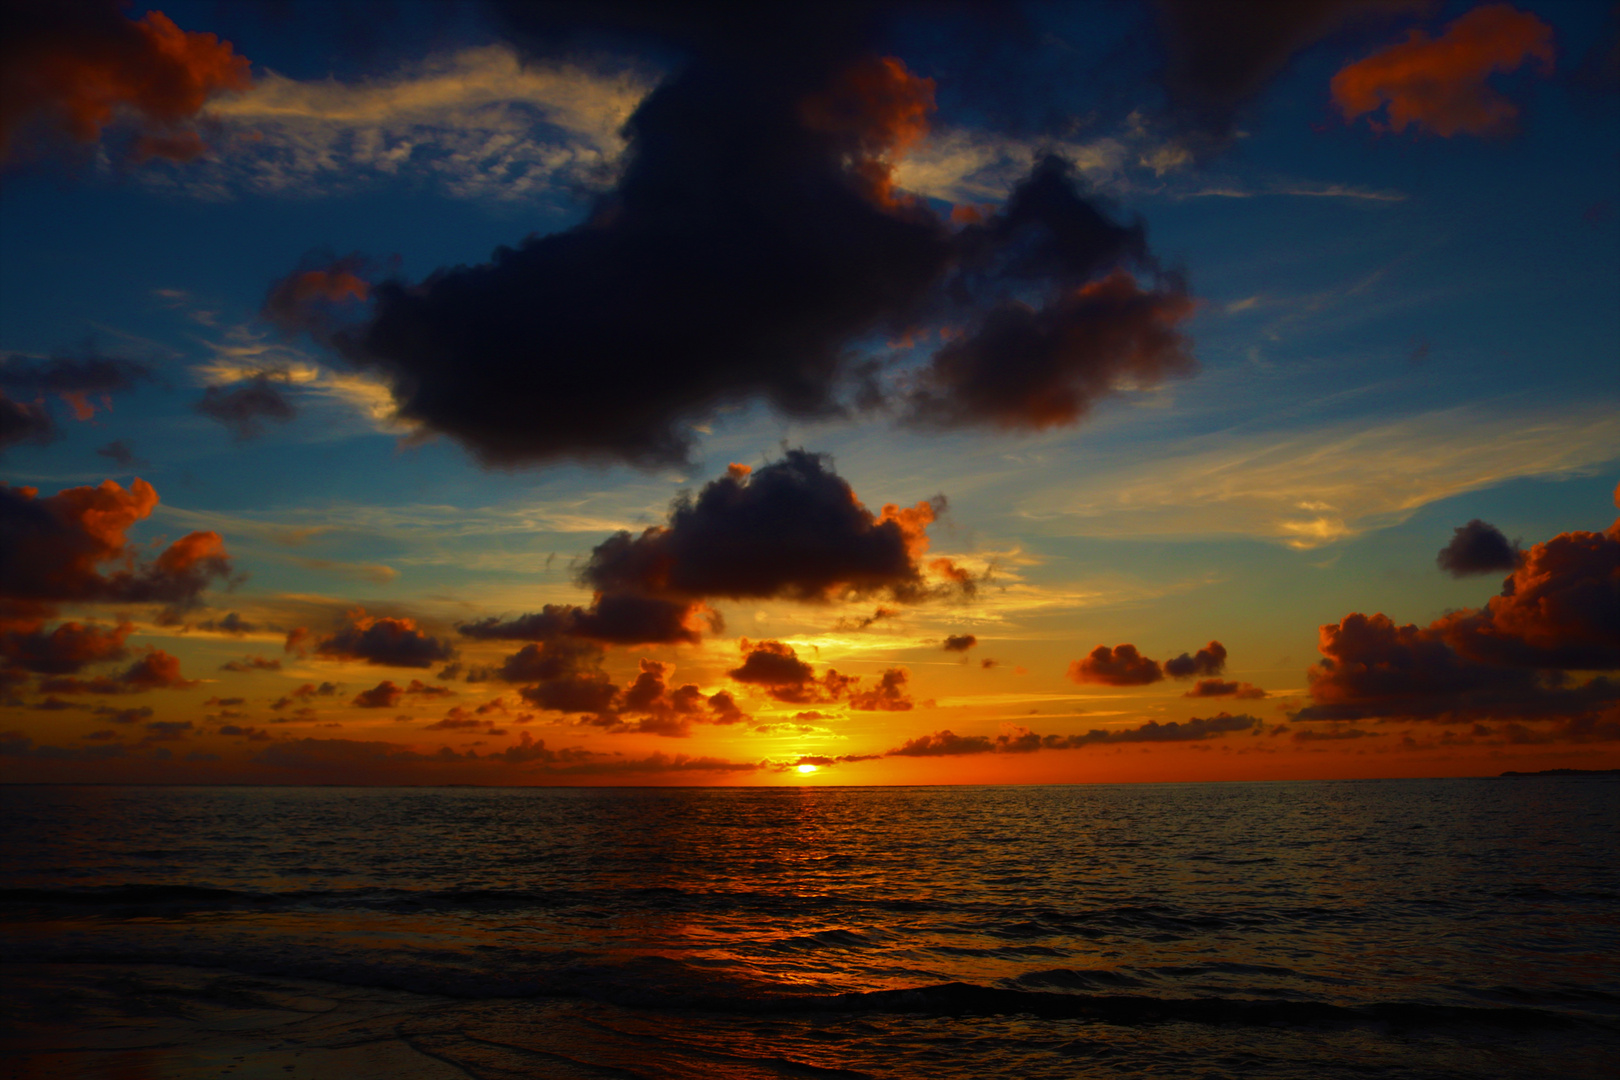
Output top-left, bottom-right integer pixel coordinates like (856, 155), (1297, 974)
(321, 7), (1193, 467)
(313, 610), (456, 668)
(463, 451), (961, 649)
(1068, 643), (1164, 686)
(1299, 508), (1620, 722)
(1164, 640), (1227, 678)
(1437, 519), (1520, 576)
(888, 713), (1260, 756)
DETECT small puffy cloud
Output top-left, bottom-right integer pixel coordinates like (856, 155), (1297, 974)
(1436, 519), (1519, 577)
(1068, 643), (1163, 686)
(1164, 641), (1227, 679)
(943, 633), (978, 652)
(1184, 678), (1267, 699)
(313, 609), (455, 668)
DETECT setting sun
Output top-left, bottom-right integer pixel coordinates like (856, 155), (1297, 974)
(796, 763), (818, 774)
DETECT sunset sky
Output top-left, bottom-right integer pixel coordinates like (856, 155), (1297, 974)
(2, 0), (1617, 786)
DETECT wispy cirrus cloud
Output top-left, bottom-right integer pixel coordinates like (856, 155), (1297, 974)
(147, 44), (655, 201)
(1018, 403), (1620, 548)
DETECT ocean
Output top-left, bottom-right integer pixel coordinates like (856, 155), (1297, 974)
(1, 777), (1616, 1078)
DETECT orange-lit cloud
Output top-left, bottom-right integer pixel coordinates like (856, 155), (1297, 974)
(37, 648), (196, 694)
(885, 714), (1261, 757)
(1297, 504), (1619, 728)
(1, 2), (252, 164)
(0, 620), (131, 674)
(1331, 3), (1555, 137)
(0, 478), (231, 623)
(801, 55), (935, 208)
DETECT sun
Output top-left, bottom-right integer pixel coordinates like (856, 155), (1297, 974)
(796, 763), (818, 774)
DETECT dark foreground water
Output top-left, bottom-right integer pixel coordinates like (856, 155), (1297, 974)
(1, 778), (1617, 1079)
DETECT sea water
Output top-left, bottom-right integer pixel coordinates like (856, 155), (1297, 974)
(2, 778), (1616, 1078)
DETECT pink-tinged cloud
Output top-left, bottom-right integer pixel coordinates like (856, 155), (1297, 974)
(1331, 3), (1555, 137)
(0, 1), (252, 164)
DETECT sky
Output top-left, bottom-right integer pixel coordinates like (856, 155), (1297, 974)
(1, 0), (1617, 786)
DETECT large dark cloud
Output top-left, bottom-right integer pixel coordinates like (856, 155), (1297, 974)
(462, 451), (963, 649)
(585, 451), (948, 603)
(1436, 519), (1519, 577)
(312, 7), (1192, 467)
(1298, 509), (1620, 723)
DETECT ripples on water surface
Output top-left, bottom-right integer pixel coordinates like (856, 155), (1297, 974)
(1, 778), (1617, 1078)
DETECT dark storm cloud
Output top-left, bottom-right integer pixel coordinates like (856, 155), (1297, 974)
(312, 6), (1193, 468)
(1436, 519), (1519, 577)
(583, 450), (947, 603)
(195, 375), (298, 440)
(1153, 0), (1428, 145)
(312, 610), (456, 668)
(463, 451), (961, 650)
